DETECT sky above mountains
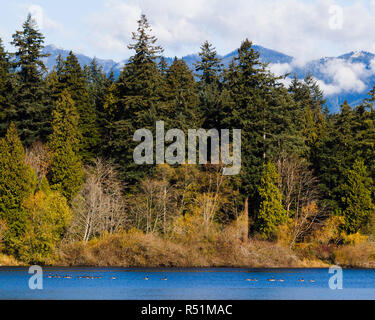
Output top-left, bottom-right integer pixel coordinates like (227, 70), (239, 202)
(1, 0), (375, 64)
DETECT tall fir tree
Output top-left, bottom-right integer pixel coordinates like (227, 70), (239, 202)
(164, 57), (201, 131)
(222, 39), (300, 211)
(0, 38), (15, 136)
(11, 14), (50, 145)
(339, 159), (375, 234)
(47, 90), (84, 202)
(289, 74), (327, 162)
(104, 14), (164, 185)
(315, 101), (357, 209)
(84, 58), (113, 153)
(195, 41), (225, 129)
(54, 52), (100, 161)
(0, 123), (36, 254)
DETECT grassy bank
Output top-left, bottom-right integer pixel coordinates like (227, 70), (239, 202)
(3, 213), (375, 268)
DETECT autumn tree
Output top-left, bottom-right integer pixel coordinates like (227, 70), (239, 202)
(19, 178), (72, 264)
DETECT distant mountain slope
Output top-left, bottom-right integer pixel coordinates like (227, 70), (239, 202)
(42, 45), (117, 75)
(42, 44), (375, 113)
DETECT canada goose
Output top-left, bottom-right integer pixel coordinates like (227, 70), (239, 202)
(245, 278), (258, 282)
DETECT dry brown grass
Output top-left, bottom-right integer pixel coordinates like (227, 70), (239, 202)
(0, 253), (22, 266)
(333, 242), (375, 268)
(57, 216), (316, 268)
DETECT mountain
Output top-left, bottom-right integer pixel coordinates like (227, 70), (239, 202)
(42, 45), (117, 75)
(42, 44), (375, 113)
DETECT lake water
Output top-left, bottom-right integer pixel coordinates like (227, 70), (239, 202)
(0, 267), (374, 300)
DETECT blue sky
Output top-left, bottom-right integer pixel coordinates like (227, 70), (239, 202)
(1, 0), (375, 63)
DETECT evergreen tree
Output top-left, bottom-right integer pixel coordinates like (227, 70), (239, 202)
(255, 162), (287, 239)
(315, 101), (356, 209)
(158, 56), (169, 76)
(0, 123), (36, 254)
(339, 159), (375, 234)
(194, 41), (223, 85)
(195, 41), (225, 129)
(55, 52), (100, 161)
(0, 38), (15, 136)
(104, 14), (164, 185)
(164, 57), (201, 131)
(289, 74), (327, 161)
(48, 90), (84, 202)
(11, 14), (50, 144)
(84, 59), (113, 153)
(355, 90), (375, 197)
(223, 39), (300, 204)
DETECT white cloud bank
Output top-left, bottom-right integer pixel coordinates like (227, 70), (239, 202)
(85, 0), (375, 63)
(269, 54), (375, 96)
(316, 56), (375, 96)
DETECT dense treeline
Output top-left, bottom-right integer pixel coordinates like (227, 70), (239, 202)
(0, 14), (374, 266)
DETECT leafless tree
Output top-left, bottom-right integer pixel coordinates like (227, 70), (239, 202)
(69, 159), (127, 241)
(128, 170), (176, 235)
(279, 155), (323, 245)
(25, 141), (51, 181)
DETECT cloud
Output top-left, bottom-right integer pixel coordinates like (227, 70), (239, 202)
(28, 4), (62, 31)
(84, 0), (375, 63)
(69, 0), (375, 65)
(312, 56), (375, 96)
(268, 63), (293, 77)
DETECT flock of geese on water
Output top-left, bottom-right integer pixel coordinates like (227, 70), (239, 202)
(47, 274), (314, 283)
(245, 277), (315, 283)
(47, 274), (117, 280)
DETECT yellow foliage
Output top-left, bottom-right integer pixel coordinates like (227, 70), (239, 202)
(276, 222), (293, 247)
(311, 215), (344, 244)
(19, 188), (72, 264)
(341, 232), (368, 245)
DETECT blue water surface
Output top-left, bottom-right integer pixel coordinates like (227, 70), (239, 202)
(0, 267), (374, 300)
